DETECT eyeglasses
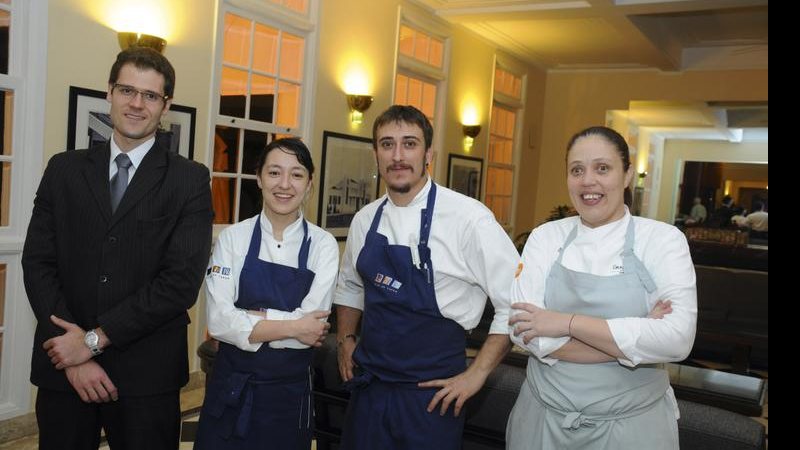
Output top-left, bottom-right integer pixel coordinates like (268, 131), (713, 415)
(112, 83), (169, 104)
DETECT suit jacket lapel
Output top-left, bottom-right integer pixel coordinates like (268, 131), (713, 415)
(110, 142), (168, 227)
(82, 143), (112, 224)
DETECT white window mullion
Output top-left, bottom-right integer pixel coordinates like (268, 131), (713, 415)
(0, 0), (47, 421)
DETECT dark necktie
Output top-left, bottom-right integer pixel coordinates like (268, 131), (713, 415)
(110, 153), (133, 213)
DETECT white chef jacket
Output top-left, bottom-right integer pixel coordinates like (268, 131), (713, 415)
(334, 178), (518, 334)
(746, 211), (768, 231)
(511, 209), (697, 367)
(205, 212), (340, 351)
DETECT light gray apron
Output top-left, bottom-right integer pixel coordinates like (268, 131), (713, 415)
(506, 218), (679, 449)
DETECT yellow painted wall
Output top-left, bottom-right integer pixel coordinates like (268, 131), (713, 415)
(530, 69), (769, 230)
(515, 66), (548, 233)
(442, 26), (497, 184)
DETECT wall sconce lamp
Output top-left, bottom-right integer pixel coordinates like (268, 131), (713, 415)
(118, 32), (167, 53)
(347, 94), (373, 124)
(462, 124), (481, 150)
(637, 171), (648, 188)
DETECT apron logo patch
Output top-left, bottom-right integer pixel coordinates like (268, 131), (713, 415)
(515, 262), (524, 278)
(208, 265), (232, 279)
(612, 264), (624, 274)
(372, 272), (402, 293)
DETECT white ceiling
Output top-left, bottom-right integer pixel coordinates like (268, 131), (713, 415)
(412, 0), (768, 71)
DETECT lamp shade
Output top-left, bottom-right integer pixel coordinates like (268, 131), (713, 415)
(118, 32), (167, 53)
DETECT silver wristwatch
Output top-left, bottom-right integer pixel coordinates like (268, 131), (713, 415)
(84, 329), (103, 356)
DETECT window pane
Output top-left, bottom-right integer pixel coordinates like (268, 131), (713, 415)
(394, 74), (408, 104)
(407, 78), (422, 108)
(399, 25), (414, 58)
(220, 67), (248, 117)
(494, 67), (522, 100)
(223, 13), (251, 67)
(212, 177), (236, 224)
(276, 81), (300, 128)
(250, 74), (276, 123)
(239, 178), (261, 222)
(421, 82), (436, 121)
(1, 89), (12, 155)
(253, 23), (278, 74)
(414, 32), (429, 63)
(280, 32), (304, 81)
(213, 125), (239, 174)
(242, 130), (269, 177)
(0, 161), (9, 226)
(429, 37), (443, 68)
(505, 109), (516, 138)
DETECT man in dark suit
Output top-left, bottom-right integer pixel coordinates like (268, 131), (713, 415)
(22, 47), (213, 450)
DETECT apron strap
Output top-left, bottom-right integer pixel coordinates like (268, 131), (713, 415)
(245, 216), (263, 265)
(419, 183), (437, 246)
(367, 198), (390, 235)
(555, 225), (579, 265)
(297, 219), (311, 270)
(620, 217), (658, 293)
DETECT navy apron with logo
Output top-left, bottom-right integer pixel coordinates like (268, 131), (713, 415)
(196, 217), (316, 450)
(340, 184), (468, 450)
(506, 218), (679, 449)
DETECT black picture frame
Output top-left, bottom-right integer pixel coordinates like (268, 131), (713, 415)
(67, 85), (197, 159)
(317, 131), (379, 240)
(447, 154), (483, 200)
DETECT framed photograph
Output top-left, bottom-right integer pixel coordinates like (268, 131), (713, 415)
(447, 154), (483, 200)
(317, 131), (379, 240)
(67, 86), (197, 159)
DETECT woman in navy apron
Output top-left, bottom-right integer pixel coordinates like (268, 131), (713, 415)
(195, 138), (340, 450)
(507, 126), (697, 449)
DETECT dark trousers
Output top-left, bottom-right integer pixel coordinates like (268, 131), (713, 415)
(36, 388), (181, 450)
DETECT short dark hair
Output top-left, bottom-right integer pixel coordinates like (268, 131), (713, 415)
(566, 126), (633, 206)
(108, 47), (176, 98)
(372, 105), (434, 151)
(256, 137), (315, 178)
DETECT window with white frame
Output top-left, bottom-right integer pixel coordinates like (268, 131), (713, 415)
(0, 0), (47, 420)
(211, 1), (316, 224)
(394, 20), (448, 178)
(486, 65), (523, 230)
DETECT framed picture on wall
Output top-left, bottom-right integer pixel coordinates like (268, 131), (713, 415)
(67, 85), (197, 159)
(317, 131), (379, 240)
(447, 154), (483, 200)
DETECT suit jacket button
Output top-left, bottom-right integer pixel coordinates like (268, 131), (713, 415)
(109, 236), (117, 244)
(100, 275), (109, 283)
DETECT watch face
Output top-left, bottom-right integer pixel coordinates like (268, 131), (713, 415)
(85, 331), (99, 347)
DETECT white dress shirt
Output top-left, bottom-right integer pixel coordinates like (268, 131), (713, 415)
(334, 179), (518, 334)
(205, 212), (340, 351)
(511, 210), (697, 367)
(745, 211), (768, 231)
(108, 134), (154, 181)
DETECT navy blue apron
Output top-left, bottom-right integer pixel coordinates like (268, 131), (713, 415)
(340, 184), (468, 450)
(196, 217), (316, 450)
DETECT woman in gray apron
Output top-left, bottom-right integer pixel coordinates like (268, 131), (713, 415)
(506, 126), (697, 449)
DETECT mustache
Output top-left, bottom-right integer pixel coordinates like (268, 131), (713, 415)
(387, 164), (414, 171)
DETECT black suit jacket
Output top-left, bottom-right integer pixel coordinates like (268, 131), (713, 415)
(22, 141), (213, 396)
